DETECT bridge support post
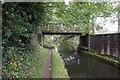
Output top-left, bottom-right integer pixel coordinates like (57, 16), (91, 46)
(77, 34), (89, 52)
(81, 34), (89, 48)
(118, 33), (120, 58)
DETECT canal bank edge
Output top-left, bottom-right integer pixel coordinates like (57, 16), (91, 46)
(83, 51), (120, 69)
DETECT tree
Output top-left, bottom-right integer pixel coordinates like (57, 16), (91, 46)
(45, 2), (115, 34)
(2, 2), (46, 78)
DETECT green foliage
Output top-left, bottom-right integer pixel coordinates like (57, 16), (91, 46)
(44, 2), (116, 43)
(43, 36), (55, 49)
(2, 2), (46, 46)
(2, 2), (46, 78)
(53, 35), (79, 47)
(45, 2), (115, 34)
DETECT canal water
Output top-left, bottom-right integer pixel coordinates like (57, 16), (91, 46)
(57, 42), (119, 78)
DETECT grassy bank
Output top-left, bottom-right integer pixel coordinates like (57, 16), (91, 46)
(24, 38), (48, 78)
(51, 49), (69, 78)
(44, 35), (69, 78)
(29, 45), (48, 78)
(26, 36), (69, 78)
(84, 51), (120, 68)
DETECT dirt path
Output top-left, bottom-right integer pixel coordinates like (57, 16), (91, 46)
(43, 47), (52, 79)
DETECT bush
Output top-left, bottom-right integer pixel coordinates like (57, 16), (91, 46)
(2, 2), (46, 78)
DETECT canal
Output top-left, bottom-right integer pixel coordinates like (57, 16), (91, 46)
(56, 42), (119, 78)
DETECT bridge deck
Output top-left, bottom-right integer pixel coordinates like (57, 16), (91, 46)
(42, 30), (119, 35)
(42, 30), (82, 35)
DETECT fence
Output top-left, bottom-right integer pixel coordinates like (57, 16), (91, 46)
(89, 33), (120, 58)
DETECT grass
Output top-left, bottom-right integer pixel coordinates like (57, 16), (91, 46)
(25, 39), (48, 78)
(30, 45), (48, 78)
(51, 49), (69, 78)
(84, 51), (120, 68)
(44, 35), (69, 78)
(25, 36), (69, 78)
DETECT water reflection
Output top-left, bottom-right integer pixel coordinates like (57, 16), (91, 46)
(57, 42), (79, 65)
(57, 42), (119, 78)
(63, 53), (80, 65)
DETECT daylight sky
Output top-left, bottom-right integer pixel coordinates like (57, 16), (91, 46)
(95, 16), (118, 32)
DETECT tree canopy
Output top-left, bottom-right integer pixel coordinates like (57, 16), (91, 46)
(44, 2), (116, 34)
(2, 2), (46, 78)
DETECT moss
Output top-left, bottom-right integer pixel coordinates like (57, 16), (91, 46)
(84, 51), (120, 68)
(51, 49), (69, 78)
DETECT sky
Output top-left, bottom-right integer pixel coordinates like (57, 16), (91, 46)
(95, 15), (118, 32)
